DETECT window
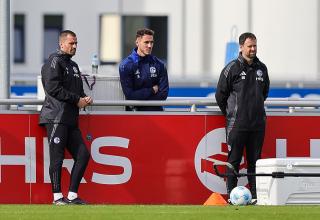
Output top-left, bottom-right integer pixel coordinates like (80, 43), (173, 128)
(43, 15), (63, 61)
(122, 16), (168, 64)
(100, 14), (121, 64)
(14, 14), (25, 63)
(99, 15), (168, 65)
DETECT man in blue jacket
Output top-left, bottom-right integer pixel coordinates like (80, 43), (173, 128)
(119, 28), (169, 111)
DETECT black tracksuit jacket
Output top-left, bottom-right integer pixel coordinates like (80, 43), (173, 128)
(215, 54), (270, 131)
(39, 51), (86, 126)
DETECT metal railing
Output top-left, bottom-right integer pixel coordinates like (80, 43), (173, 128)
(1, 97), (320, 112)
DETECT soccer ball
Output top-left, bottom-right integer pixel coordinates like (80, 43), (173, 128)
(230, 186), (252, 205)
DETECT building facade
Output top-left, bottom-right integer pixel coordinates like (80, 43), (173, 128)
(10, 0), (320, 86)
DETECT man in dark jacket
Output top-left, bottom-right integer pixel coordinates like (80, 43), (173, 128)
(39, 30), (92, 205)
(215, 32), (270, 204)
(119, 28), (169, 111)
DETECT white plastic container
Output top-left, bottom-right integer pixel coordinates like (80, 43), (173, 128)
(256, 157), (320, 205)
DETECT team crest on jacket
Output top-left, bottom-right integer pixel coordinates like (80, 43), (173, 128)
(256, 69), (264, 82)
(150, 66), (156, 73)
(73, 66), (78, 73)
(150, 66), (157, 77)
(53, 137), (60, 144)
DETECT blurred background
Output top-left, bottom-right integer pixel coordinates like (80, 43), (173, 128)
(1, 0), (320, 100)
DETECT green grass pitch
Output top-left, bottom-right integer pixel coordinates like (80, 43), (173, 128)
(1, 205), (320, 220)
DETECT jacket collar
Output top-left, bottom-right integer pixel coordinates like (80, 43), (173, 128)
(131, 48), (152, 63)
(57, 49), (73, 60)
(238, 52), (260, 66)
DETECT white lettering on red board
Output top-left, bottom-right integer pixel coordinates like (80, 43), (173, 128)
(0, 136), (132, 184)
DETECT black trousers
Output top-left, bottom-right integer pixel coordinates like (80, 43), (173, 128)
(45, 123), (90, 193)
(226, 129), (265, 199)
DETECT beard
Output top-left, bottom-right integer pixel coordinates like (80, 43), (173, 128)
(249, 52), (256, 58)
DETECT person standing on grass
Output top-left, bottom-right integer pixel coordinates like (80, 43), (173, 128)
(39, 30), (92, 205)
(215, 32), (270, 204)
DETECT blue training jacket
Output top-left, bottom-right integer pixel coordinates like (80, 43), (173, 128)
(119, 48), (169, 111)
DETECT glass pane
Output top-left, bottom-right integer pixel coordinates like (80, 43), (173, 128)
(122, 16), (145, 58)
(122, 16), (168, 64)
(14, 14), (25, 63)
(43, 15), (63, 61)
(43, 29), (60, 60)
(100, 14), (121, 63)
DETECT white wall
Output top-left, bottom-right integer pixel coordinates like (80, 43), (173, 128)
(211, 0), (249, 78)
(121, 0), (185, 79)
(253, 0), (318, 81)
(10, 0), (320, 83)
(11, 0), (120, 76)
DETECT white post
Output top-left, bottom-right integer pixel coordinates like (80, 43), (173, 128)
(0, 0), (10, 110)
(190, 104), (197, 112)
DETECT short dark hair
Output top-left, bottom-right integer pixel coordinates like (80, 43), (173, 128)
(136, 28), (154, 38)
(239, 32), (256, 45)
(59, 30), (76, 41)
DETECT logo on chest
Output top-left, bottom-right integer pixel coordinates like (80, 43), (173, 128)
(256, 69), (264, 82)
(66, 66), (80, 78)
(239, 71), (246, 80)
(73, 66), (80, 78)
(73, 66), (78, 73)
(134, 69), (141, 79)
(150, 66), (157, 78)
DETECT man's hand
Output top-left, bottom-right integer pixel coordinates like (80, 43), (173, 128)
(84, 96), (93, 105)
(152, 85), (159, 94)
(77, 96), (93, 108)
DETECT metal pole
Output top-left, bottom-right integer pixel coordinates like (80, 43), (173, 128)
(181, 0), (186, 78)
(248, 0), (252, 32)
(202, 0), (212, 78)
(318, 0), (320, 80)
(0, 0), (10, 110)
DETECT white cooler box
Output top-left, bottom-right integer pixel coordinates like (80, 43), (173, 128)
(256, 158), (320, 205)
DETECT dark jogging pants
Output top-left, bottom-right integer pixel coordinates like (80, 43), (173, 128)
(45, 123), (90, 193)
(226, 129), (265, 199)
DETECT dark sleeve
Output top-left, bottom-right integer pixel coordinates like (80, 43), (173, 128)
(263, 66), (270, 101)
(119, 61), (154, 100)
(215, 66), (232, 115)
(77, 65), (86, 98)
(41, 58), (80, 105)
(80, 80), (86, 98)
(150, 62), (169, 100)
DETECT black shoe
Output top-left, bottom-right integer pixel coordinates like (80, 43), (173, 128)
(248, 199), (257, 205)
(227, 198), (256, 206)
(67, 197), (87, 205)
(53, 197), (68, 205)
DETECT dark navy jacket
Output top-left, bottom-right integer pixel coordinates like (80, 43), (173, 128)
(119, 48), (169, 111)
(215, 53), (270, 132)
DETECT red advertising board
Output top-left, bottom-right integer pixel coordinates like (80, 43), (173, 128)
(0, 113), (319, 204)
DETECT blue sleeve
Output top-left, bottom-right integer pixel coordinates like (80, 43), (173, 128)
(119, 61), (154, 100)
(150, 62), (169, 100)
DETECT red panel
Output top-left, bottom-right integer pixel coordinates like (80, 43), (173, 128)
(0, 113), (319, 204)
(0, 114), (31, 203)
